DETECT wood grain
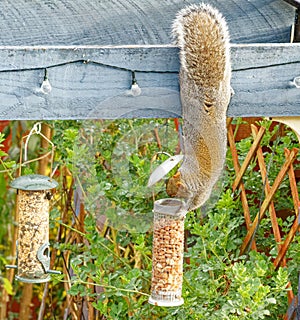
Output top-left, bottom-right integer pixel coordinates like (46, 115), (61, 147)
(0, 0), (294, 46)
(0, 0), (297, 120)
(0, 44), (299, 120)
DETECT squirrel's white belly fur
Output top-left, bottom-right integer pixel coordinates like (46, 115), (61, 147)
(169, 3), (231, 210)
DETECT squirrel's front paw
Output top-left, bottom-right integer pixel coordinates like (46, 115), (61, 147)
(166, 172), (190, 199)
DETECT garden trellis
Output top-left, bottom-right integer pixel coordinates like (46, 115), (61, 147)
(0, 0), (300, 319)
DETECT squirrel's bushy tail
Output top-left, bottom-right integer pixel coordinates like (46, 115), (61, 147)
(172, 3), (230, 88)
(168, 4), (231, 211)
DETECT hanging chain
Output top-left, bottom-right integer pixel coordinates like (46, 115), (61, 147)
(19, 122), (55, 177)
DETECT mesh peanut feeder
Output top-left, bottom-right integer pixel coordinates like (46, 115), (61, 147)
(6, 175), (59, 283)
(149, 198), (187, 307)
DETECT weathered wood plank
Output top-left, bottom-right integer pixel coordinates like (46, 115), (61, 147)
(1, 43), (299, 72)
(0, 0), (294, 46)
(0, 44), (299, 120)
(0, 45), (178, 72)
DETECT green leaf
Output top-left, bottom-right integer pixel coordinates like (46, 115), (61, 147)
(2, 277), (13, 295)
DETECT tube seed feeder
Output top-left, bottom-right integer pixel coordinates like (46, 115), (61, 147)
(6, 174), (59, 283)
(149, 198), (187, 307)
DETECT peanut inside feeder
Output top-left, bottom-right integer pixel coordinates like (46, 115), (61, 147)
(149, 198), (187, 307)
(7, 174), (59, 283)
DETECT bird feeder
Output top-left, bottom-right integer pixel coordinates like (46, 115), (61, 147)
(149, 198), (187, 307)
(6, 174), (60, 283)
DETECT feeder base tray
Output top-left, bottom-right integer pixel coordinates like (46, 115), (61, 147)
(148, 296), (184, 307)
(15, 274), (51, 284)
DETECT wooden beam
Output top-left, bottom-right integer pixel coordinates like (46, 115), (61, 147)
(0, 43), (299, 120)
(0, 1), (294, 46)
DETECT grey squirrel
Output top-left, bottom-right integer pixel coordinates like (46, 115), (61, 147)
(166, 3), (231, 210)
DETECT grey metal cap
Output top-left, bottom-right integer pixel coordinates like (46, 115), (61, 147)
(153, 198), (187, 217)
(10, 174), (58, 191)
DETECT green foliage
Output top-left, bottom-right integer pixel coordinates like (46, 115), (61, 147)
(1, 119), (299, 319)
(49, 118), (299, 319)
(0, 132), (16, 179)
(181, 194), (290, 319)
(2, 276), (13, 295)
(0, 129), (16, 256)
(53, 119), (178, 233)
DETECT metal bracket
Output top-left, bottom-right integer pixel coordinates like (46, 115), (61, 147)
(6, 241), (61, 277)
(5, 240), (18, 270)
(283, 0), (300, 8)
(37, 242), (51, 272)
(37, 242), (61, 275)
(282, 1), (300, 42)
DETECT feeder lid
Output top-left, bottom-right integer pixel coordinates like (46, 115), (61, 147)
(10, 174), (58, 191)
(154, 198), (188, 217)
